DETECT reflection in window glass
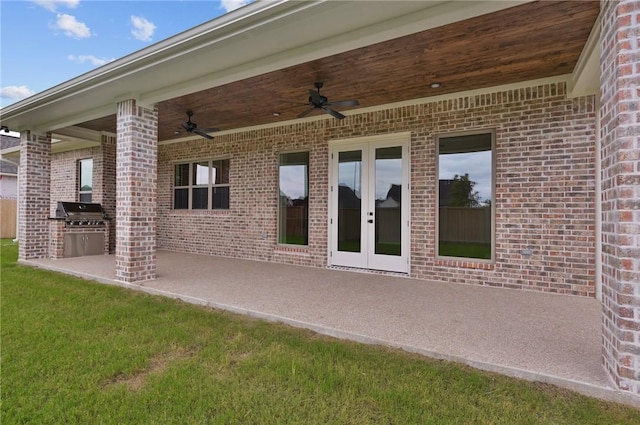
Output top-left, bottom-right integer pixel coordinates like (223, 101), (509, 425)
(375, 147), (402, 256)
(213, 160), (229, 184)
(78, 158), (93, 202)
(174, 164), (189, 187)
(279, 152), (308, 245)
(192, 187), (208, 209)
(193, 162), (209, 185)
(438, 133), (493, 260)
(174, 159), (230, 210)
(174, 188), (188, 209)
(337, 150), (362, 252)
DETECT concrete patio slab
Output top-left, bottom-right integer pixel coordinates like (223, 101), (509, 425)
(23, 250), (640, 408)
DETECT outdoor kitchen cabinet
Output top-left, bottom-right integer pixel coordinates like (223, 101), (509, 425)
(63, 232), (105, 257)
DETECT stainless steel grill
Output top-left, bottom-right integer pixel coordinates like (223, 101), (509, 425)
(55, 201), (107, 226)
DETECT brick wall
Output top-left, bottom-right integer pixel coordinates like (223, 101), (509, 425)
(50, 147), (96, 215)
(50, 139), (116, 253)
(94, 134), (117, 253)
(157, 81), (597, 296)
(600, 0), (640, 395)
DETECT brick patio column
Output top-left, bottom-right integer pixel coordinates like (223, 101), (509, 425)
(18, 131), (51, 260)
(600, 0), (640, 395)
(115, 99), (157, 283)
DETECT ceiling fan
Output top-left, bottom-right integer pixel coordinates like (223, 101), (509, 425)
(297, 82), (359, 120)
(180, 110), (220, 139)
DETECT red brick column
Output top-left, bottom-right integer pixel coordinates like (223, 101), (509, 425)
(49, 220), (65, 259)
(600, 0), (640, 395)
(115, 100), (158, 282)
(18, 131), (51, 260)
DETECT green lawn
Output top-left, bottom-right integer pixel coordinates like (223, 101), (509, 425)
(1, 240), (639, 424)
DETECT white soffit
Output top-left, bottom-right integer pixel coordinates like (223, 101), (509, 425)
(1, 0), (534, 133)
(0, 127), (101, 159)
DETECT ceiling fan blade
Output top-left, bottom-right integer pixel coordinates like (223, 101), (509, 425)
(192, 128), (214, 139)
(297, 108), (315, 118)
(326, 99), (359, 108)
(322, 107), (345, 120)
(181, 122), (191, 131)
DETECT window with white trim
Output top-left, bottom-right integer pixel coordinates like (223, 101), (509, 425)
(174, 159), (229, 210)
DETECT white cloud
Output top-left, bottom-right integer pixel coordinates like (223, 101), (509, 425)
(0, 86), (35, 101)
(130, 16), (156, 42)
(220, 0), (252, 13)
(33, 0), (80, 12)
(52, 13), (91, 39)
(67, 54), (113, 66)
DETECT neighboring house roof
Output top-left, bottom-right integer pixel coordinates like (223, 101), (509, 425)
(0, 1), (599, 142)
(338, 185), (361, 209)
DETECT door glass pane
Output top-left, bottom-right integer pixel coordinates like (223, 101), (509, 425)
(375, 147), (402, 256)
(338, 150), (362, 252)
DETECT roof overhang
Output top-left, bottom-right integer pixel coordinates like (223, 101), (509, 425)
(0, 126), (102, 161)
(0, 0), (545, 134)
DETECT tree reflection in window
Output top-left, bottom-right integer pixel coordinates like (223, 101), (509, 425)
(279, 152), (309, 245)
(438, 133), (493, 260)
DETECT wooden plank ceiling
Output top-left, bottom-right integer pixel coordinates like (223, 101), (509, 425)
(76, 1), (600, 141)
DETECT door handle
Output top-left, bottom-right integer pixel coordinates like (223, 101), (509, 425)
(367, 219), (373, 223)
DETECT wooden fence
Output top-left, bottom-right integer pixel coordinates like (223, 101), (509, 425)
(439, 206), (491, 244)
(280, 205), (308, 240)
(0, 199), (17, 238)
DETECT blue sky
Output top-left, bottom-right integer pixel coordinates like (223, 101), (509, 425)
(0, 0), (253, 109)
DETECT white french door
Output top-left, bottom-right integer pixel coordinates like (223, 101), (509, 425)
(329, 134), (410, 273)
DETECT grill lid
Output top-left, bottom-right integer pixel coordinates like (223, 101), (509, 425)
(55, 201), (106, 220)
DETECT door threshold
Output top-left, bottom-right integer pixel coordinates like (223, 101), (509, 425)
(327, 265), (410, 278)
